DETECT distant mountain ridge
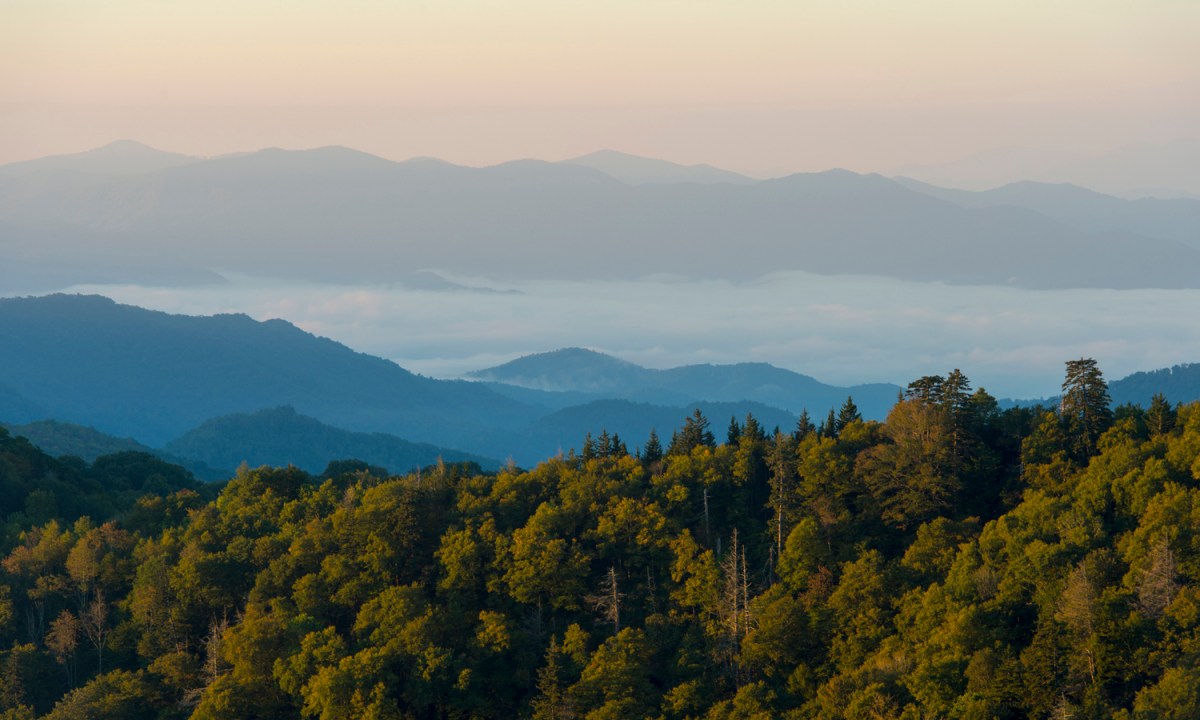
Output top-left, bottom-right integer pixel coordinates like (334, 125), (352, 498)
(468, 347), (900, 420)
(4, 142), (1199, 289)
(895, 138), (1200, 198)
(562, 149), (756, 185)
(893, 177), (1200, 250)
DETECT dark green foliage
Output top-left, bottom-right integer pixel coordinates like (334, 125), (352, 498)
(835, 396), (861, 434)
(1061, 357), (1114, 459)
(668, 409), (716, 456)
(1, 379), (1200, 718)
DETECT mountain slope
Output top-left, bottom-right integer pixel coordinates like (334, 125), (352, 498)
(2, 419), (227, 480)
(165, 406), (499, 474)
(0, 294), (537, 448)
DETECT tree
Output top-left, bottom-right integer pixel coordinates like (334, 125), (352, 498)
(641, 429), (663, 467)
(793, 410), (815, 442)
(44, 611), (79, 688)
(1060, 358), (1112, 458)
(669, 410), (716, 456)
(587, 566), (623, 634)
(856, 399), (957, 531)
(530, 638), (576, 720)
(835, 397), (861, 434)
(726, 417), (742, 446)
(1145, 393), (1176, 437)
(906, 375), (945, 403)
(819, 408), (838, 439)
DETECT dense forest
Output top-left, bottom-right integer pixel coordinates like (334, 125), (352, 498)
(3, 360), (1200, 719)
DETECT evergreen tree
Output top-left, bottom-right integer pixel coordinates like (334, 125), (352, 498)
(835, 396), (861, 434)
(609, 433), (628, 458)
(669, 409), (715, 455)
(906, 375), (945, 402)
(641, 429), (663, 466)
(743, 413), (766, 443)
(597, 430), (612, 458)
(793, 409), (815, 442)
(1145, 393), (1176, 436)
(820, 407), (838, 439)
(1060, 358), (1113, 458)
(726, 417), (741, 446)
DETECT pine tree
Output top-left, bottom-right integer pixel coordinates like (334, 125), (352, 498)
(743, 413), (766, 443)
(1060, 358), (1112, 459)
(835, 396), (861, 434)
(609, 433), (628, 457)
(531, 638), (576, 720)
(1145, 393), (1176, 436)
(820, 407), (837, 439)
(641, 429), (663, 466)
(726, 416), (742, 446)
(670, 409), (715, 455)
(793, 409), (815, 442)
(905, 375), (945, 402)
(597, 430), (612, 458)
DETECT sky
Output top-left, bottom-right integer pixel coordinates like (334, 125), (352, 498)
(3, 0), (1198, 175)
(4, 1), (1200, 399)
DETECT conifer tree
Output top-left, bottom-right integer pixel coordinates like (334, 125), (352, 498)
(793, 409), (815, 442)
(835, 396), (861, 433)
(670, 409), (715, 455)
(1145, 393), (1176, 436)
(820, 407), (838, 438)
(642, 429), (663, 466)
(726, 417), (741, 446)
(1060, 358), (1112, 458)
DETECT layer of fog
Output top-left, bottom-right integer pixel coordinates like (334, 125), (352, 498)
(39, 271), (1200, 400)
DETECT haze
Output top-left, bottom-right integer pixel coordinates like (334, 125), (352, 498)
(58, 273), (1200, 401)
(4, 0), (1198, 178)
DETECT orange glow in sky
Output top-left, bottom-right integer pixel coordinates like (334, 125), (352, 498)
(2, 0), (1197, 174)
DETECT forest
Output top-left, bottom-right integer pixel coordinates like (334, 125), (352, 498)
(2, 359), (1200, 719)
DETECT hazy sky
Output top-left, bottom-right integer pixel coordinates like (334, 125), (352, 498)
(4, 0), (1198, 174)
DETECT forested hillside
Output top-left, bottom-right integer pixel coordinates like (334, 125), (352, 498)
(3, 363), (1200, 718)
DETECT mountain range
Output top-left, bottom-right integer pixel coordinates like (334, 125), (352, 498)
(468, 347), (898, 419)
(3, 294), (1199, 474)
(894, 139), (1200, 198)
(0, 294), (894, 467)
(4, 141), (1200, 291)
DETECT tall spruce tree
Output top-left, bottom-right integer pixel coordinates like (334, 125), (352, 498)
(642, 429), (663, 466)
(794, 409), (815, 442)
(1060, 358), (1113, 459)
(835, 396), (861, 434)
